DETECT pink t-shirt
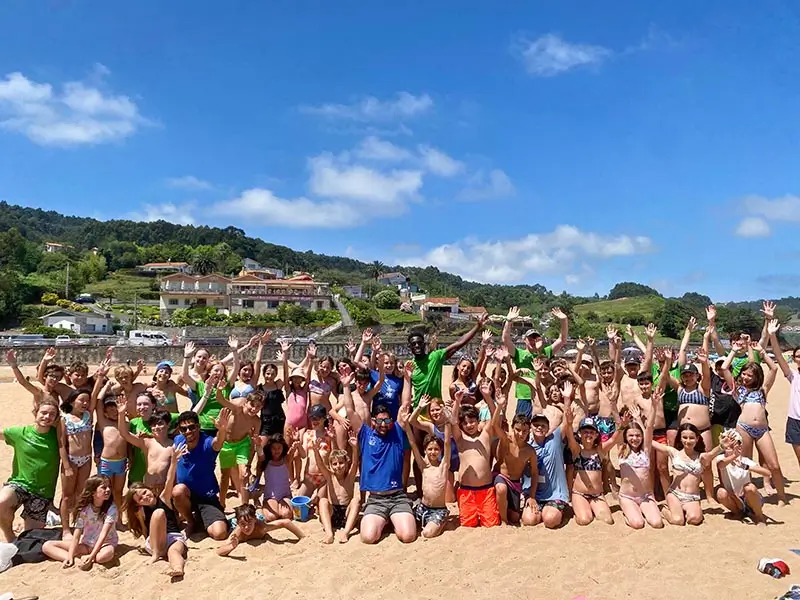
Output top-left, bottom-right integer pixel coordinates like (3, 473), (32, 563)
(76, 504), (118, 548)
(788, 371), (800, 420)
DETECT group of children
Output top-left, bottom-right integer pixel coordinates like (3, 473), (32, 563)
(0, 299), (797, 576)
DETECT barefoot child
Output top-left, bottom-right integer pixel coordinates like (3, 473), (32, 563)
(410, 395), (459, 503)
(118, 407), (175, 496)
(494, 412), (538, 526)
(92, 373), (128, 520)
(312, 436), (360, 543)
(261, 433), (297, 521)
(217, 503), (304, 556)
(451, 393), (506, 528)
(124, 445), (188, 578)
(43, 476), (118, 570)
(714, 429), (768, 524)
(401, 404), (453, 538)
(299, 404), (333, 501)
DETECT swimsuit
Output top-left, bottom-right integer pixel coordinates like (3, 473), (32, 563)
(669, 453), (702, 504)
(619, 450), (650, 470)
(99, 457), (127, 477)
(63, 411), (93, 467)
(309, 379), (332, 396)
(652, 428), (668, 445)
(414, 502), (450, 527)
(331, 504), (348, 530)
(457, 483), (500, 528)
(285, 392), (309, 429)
(263, 462), (292, 501)
(433, 425), (460, 472)
(230, 384), (254, 400)
(493, 472), (523, 513)
(620, 491), (656, 505)
(573, 451), (603, 472)
(669, 488), (701, 504)
(678, 388), (709, 406)
(219, 436), (252, 470)
(595, 416), (616, 442)
(736, 387), (769, 440)
(259, 387), (286, 436)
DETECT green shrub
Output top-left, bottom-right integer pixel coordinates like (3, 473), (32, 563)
(41, 293), (59, 305)
(373, 289), (402, 309)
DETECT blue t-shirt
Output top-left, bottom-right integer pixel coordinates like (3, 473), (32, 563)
(530, 428), (569, 503)
(358, 422), (406, 493)
(175, 432), (219, 499)
(369, 371), (403, 419)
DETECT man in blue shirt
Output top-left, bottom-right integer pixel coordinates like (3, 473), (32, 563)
(171, 409), (230, 540)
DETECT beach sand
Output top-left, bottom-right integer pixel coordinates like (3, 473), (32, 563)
(0, 364), (797, 600)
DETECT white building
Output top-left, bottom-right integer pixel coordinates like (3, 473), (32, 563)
(41, 309), (114, 334)
(140, 262), (192, 274)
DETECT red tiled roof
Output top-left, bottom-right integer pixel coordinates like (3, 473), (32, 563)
(461, 306), (487, 313)
(424, 297), (459, 305)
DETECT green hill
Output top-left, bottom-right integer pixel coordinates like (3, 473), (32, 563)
(573, 295), (666, 323)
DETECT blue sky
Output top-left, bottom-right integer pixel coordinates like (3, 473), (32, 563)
(1, 1), (799, 302)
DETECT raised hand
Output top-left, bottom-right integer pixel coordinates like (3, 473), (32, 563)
(307, 341), (317, 359)
(696, 347), (708, 363)
(345, 337), (356, 354)
(247, 334), (260, 349)
(397, 404), (411, 428)
(495, 392), (508, 411)
(767, 319), (780, 336)
(551, 307), (567, 320)
(606, 325), (617, 340)
(761, 300), (776, 319)
(372, 336), (382, 353)
(494, 346), (508, 361)
(361, 328), (374, 343)
(532, 357), (544, 372)
(750, 341), (764, 354)
(403, 361), (414, 379)
(173, 442), (189, 460)
(419, 394), (431, 409)
(479, 379), (493, 397)
(44, 346), (57, 361)
(481, 329), (492, 344)
(740, 333), (751, 346)
(348, 435), (358, 449)
(653, 347), (665, 364)
(183, 341), (196, 358)
(261, 329), (272, 344)
(587, 337), (596, 348)
(645, 323), (657, 339)
(706, 305), (717, 323)
(5, 350), (17, 366)
(476, 312), (489, 327)
(339, 367), (354, 387)
(228, 336), (240, 350)
(576, 338), (586, 352)
(561, 380), (574, 398)
(663, 347), (674, 364)
(506, 306), (520, 322)
(215, 407), (232, 430)
(731, 339), (745, 352)
(686, 316), (697, 332)
(279, 338), (291, 353)
(628, 403), (642, 423)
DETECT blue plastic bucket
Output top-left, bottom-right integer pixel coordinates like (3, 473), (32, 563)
(290, 496), (311, 521)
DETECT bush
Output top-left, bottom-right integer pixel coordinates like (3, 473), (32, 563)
(373, 289), (402, 309)
(22, 325), (77, 338)
(343, 297), (380, 327)
(41, 293), (59, 305)
(56, 299), (72, 308)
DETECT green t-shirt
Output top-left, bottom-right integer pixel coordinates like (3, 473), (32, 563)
(195, 381), (231, 431)
(652, 363), (681, 419)
(513, 345), (553, 400)
(411, 348), (448, 408)
(4, 425), (59, 499)
(732, 353), (761, 378)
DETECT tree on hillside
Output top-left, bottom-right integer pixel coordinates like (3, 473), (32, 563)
(609, 282), (662, 300)
(370, 261), (387, 281)
(680, 292), (712, 310)
(191, 246), (219, 275)
(373, 289), (402, 309)
(715, 305), (761, 337)
(655, 298), (694, 339)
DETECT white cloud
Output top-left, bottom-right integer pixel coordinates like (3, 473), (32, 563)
(517, 34), (611, 77)
(214, 189), (355, 228)
(166, 175), (214, 191)
(134, 203), (196, 225)
(300, 92), (433, 121)
(565, 274), (580, 285)
(308, 152), (423, 206)
(735, 217), (771, 238)
(355, 136), (413, 161)
(743, 194), (800, 222)
(0, 70), (149, 146)
(418, 145), (464, 177)
(398, 225), (653, 284)
(459, 169), (515, 201)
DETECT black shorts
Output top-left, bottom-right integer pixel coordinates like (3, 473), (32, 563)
(4, 483), (51, 523)
(786, 417), (800, 446)
(331, 504), (347, 530)
(260, 415), (286, 437)
(363, 490), (412, 520)
(190, 493), (227, 530)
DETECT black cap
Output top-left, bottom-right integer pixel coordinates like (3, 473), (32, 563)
(681, 363), (699, 375)
(309, 404), (327, 420)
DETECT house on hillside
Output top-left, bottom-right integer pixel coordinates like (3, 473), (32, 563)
(41, 309), (113, 334)
(140, 262), (192, 275)
(44, 241), (72, 253)
(420, 297), (460, 319)
(342, 285), (366, 299)
(378, 272), (408, 287)
(229, 272), (331, 314)
(159, 273), (231, 318)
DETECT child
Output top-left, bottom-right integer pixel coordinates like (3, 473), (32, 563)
(494, 413), (538, 526)
(281, 340), (314, 486)
(43, 476), (118, 570)
(6, 349), (61, 407)
(312, 436), (360, 543)
(118, 406), (175, 495)
(410, 396), (459, 503)
(124, 444), (187, 579)
(261, 433), (297, 521)
(217, 503), (304, 556)
(37, 346), (100, 401)
(451, 392), (506, 528)
(59, 388), (97, 540)
(125, 391), (159, 486)
(212, 387), (264, 508)
(182, 338), (240, 432)
(110, 364), (148, 416)
(92, 370), (128, 519)
(148, 361), (185, 413)
(401, 405), (453, 538)
(298, 403), (333, 501)
(714, 429), (768, 525)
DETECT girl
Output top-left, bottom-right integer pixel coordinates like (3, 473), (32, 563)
(411, 395), (459, 503)
(282, 340), (314, 486)
(231, 330), (270, 401)
(298, 404), (333, 500)
(449, 357), (478, 405)
(148, 361), (185, 413)
(720, 338), (785, 504)
(59, 387), (97, 540)
(564, 407), (625, 525)
(768, 320), (800, 471)
(652, 423), (708, 526)
(43, 476), (118, 570)
(182, 338), (240, 432)
(123, 444), (187, 579)
(714, 429), (768, 525)
(261, 433), (297, 521)
(617, 396), (664, 529)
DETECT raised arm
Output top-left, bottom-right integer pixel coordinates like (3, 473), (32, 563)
(37, 347), (57, 386)
(758, 300), (775, 348)
(502, 306), (520, 355)
(642, 323), (657, 372)
(768, 320), (791, 379)
(626, 324), (648, 354)
(399, 405), (426, 471)
(212, 407), (231, 452)
(753, 342), (778, 394)
(116, 402), (146, 449)
(562, 403), (580, 455)
(549, 307), (569, 354)
(678, 317), (696, 368)
(227, 336), (240, 387)
(445, 312), (488, 360)
(311, 437), (333, 479)
(719, 346), (739, 390)
(696, 348), (711, 398)
(5, 350), (43, 399)
(181, 342), (198, 391)
(353, 328), (373, 367)
(339, 369), (363, 432)
(474, 330), (491, 378)
(279, 339), (292, 394)
(251, 330), (271, 387)
(160, 444), (184, 505)
(302, 343), (315, 392)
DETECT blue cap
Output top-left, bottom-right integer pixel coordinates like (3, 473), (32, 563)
(579, 417), (599, 432)
(155, 360), (174, 372)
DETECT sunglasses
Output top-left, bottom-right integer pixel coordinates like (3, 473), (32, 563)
(179, 424), (198, 433)
(373, 417), (393, 425)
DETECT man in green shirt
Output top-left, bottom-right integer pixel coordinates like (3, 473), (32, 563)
(502, 307), (569, 417)
(0, 400), (62, 541)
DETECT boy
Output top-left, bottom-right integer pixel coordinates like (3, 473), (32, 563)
(494, 414), (538, 525)
(452, 393), (505, 528)
(109, 364), (148, 416)
(118, 406), (175, 495)
(124, 391), (158, 486)
(216, 503), (303, 556)
(633, 372), (671, 499)
(91, 371), (127, 521)
(6, 349), (61, 407)
(401, 405), (453, 538)
(312, 436), (360, 543)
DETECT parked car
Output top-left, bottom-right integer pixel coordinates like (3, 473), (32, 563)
(75, 293), (95, 304)
(55, 335), (72, 345)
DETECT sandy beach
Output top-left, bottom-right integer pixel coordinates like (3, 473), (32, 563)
(0, 364), (797, 600)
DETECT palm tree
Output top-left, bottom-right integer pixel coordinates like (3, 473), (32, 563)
(191, 246), (218, 276)
(370, 261), (387, 281)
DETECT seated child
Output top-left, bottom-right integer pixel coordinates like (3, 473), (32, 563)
(714, 429), (768, 525)
(312, 436), (361, 544)
(217, 503), (304, 556)
(494, 414), (538, 525)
